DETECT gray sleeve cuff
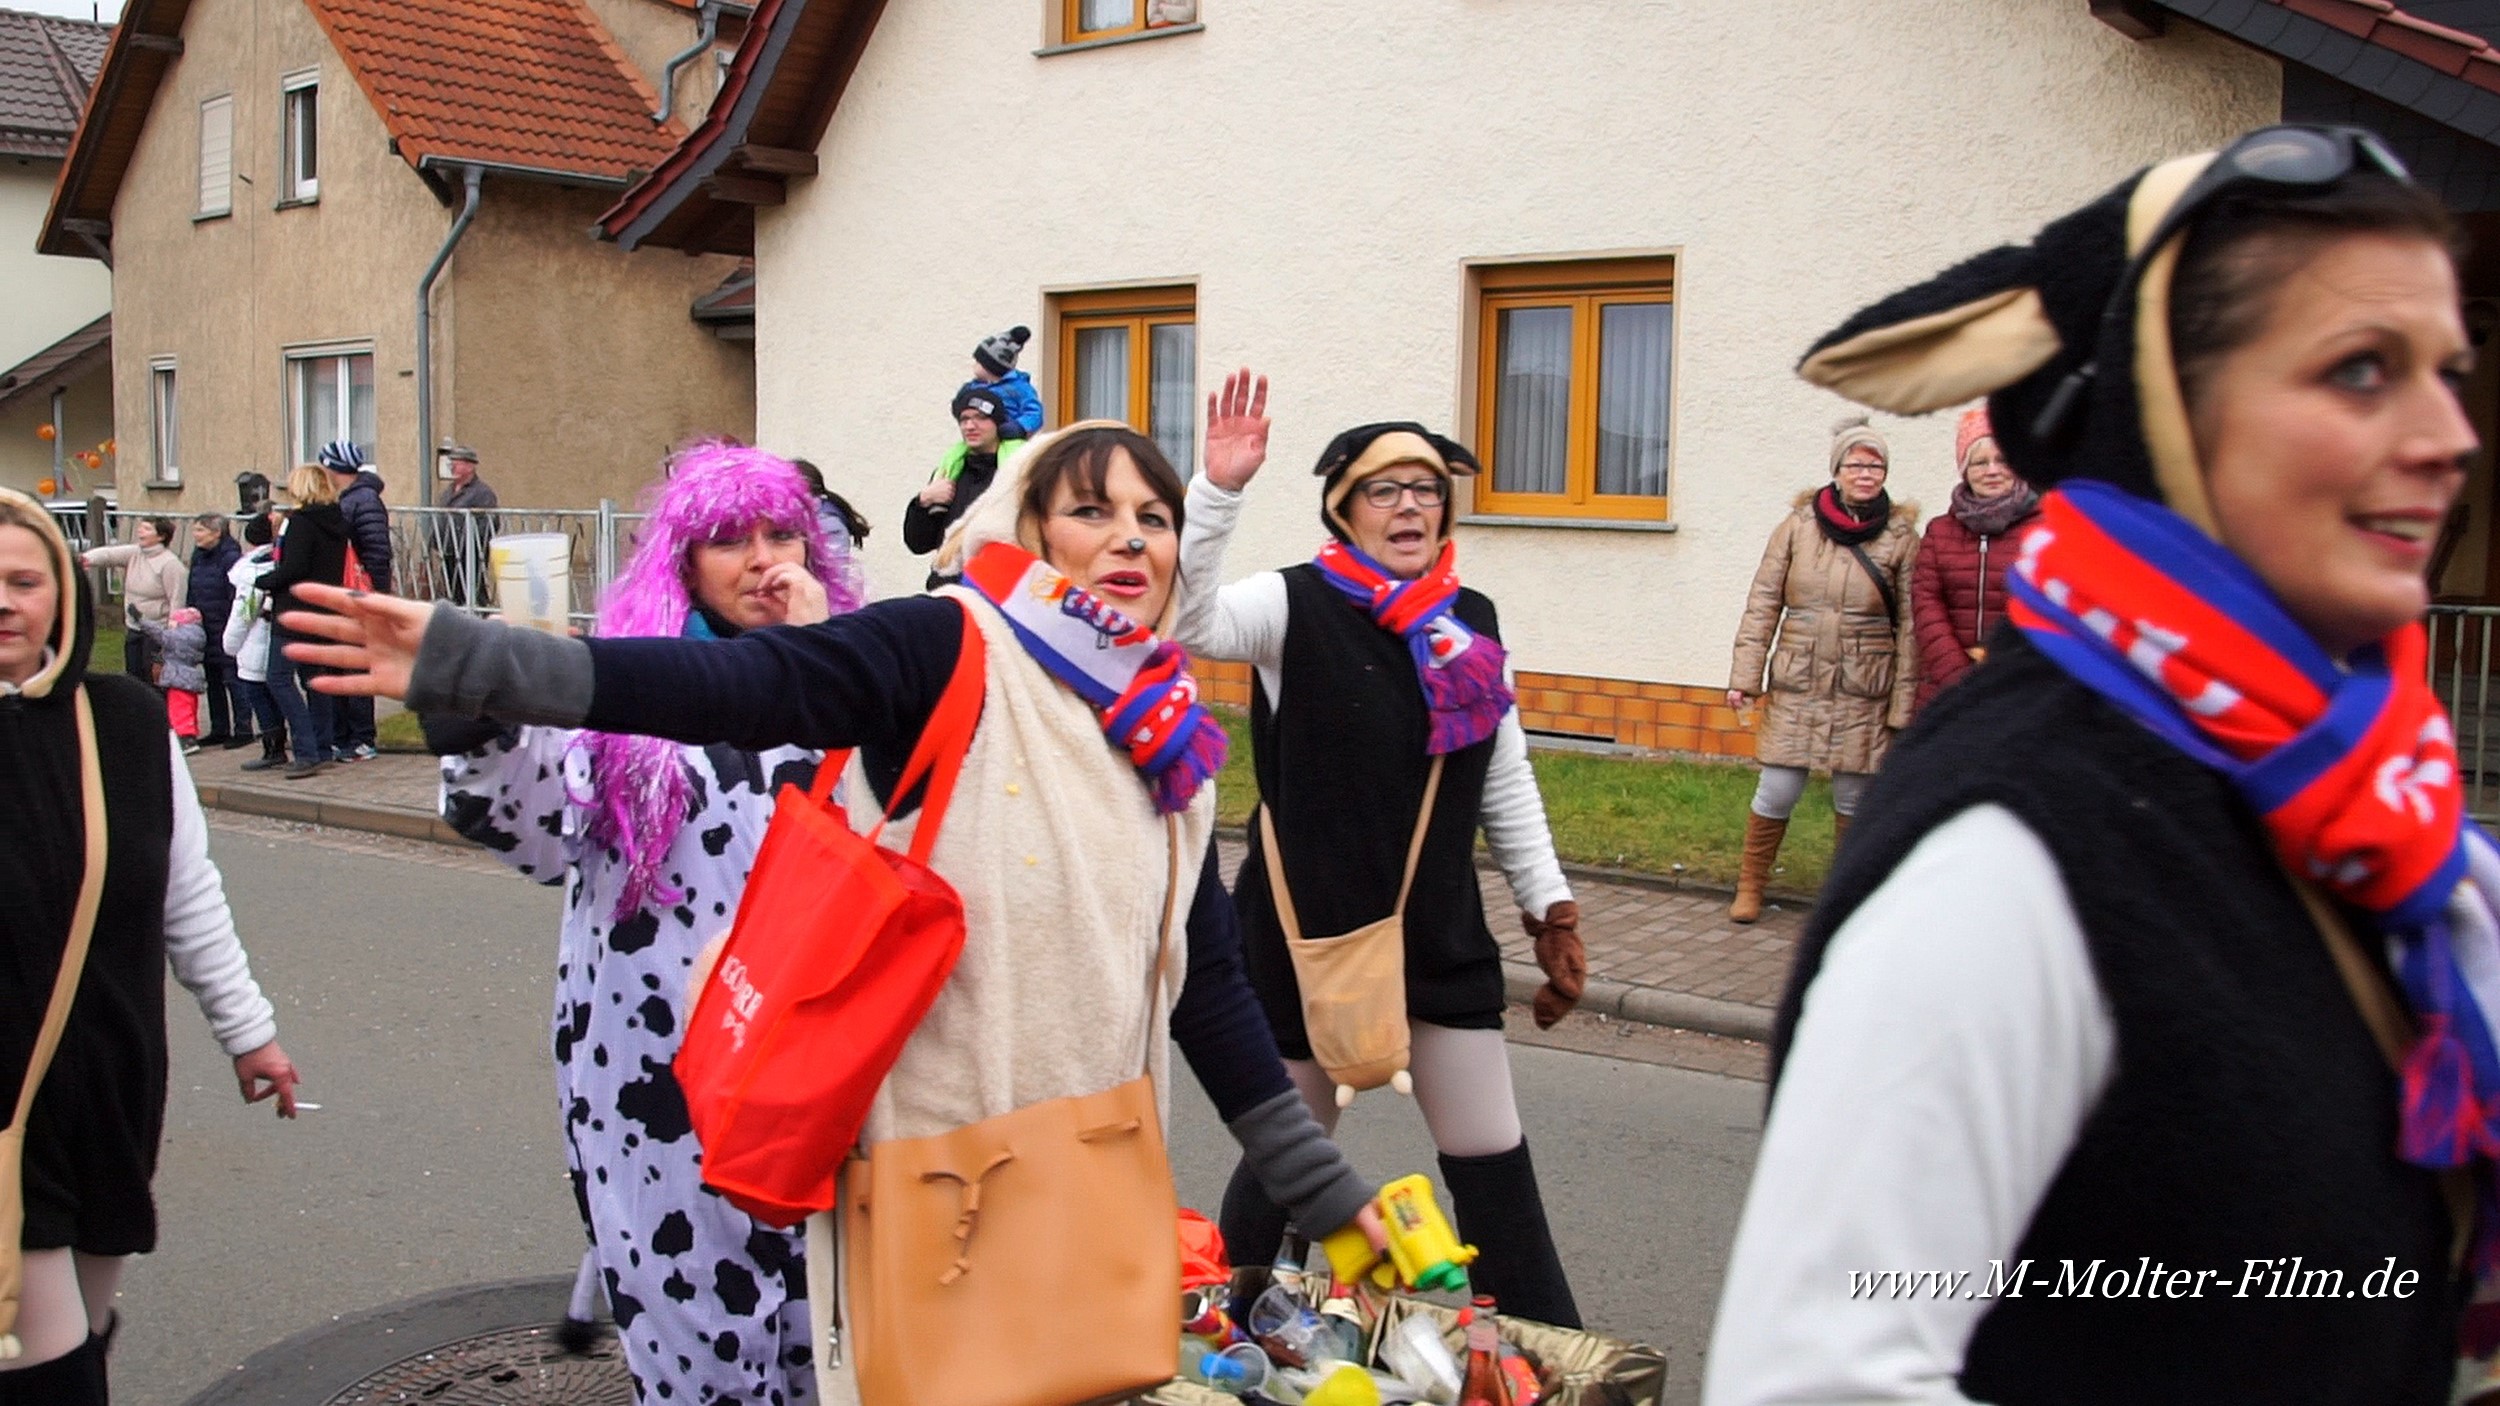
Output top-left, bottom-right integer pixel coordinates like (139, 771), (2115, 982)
(404, 602), (595, 728)
(1227, 1088), (1378, 1239)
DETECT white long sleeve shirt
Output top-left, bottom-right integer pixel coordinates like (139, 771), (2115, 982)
(1704, 805), (2114, 1406)
(166, 741), (280, 1056)
(1174, 476), (1572, 917)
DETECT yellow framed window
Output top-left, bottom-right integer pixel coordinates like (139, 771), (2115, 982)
(1055, 285), (1196, 473)
(1065, 0), (1196, 42)
(1472, 258), (1675, 522)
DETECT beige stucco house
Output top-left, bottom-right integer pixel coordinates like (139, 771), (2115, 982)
(0, 7), (112, 502)
(41, 0), (758, 517)
(604, 0), (2500, 757)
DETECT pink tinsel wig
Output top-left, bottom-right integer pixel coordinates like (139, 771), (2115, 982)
(578, 439), (864, 919)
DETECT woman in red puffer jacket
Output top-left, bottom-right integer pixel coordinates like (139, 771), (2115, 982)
(1911, 407), (2041, 715)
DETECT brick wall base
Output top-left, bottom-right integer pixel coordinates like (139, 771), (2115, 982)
(1189, 658), (1757, 761)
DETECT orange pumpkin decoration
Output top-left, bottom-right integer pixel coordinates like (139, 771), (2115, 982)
(35, 478), (57, 497)
(102, 439), (115, 455)
(81, 451), (102, 469)
(35, 424), (55, 441)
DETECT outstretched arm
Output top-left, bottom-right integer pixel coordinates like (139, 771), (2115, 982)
(282, 587), (966, 756)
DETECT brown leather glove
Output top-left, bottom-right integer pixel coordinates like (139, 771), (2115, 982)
(1522, 899), (1586, 1029)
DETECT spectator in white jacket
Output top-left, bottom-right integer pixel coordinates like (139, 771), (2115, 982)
(222, 514), (288, 772)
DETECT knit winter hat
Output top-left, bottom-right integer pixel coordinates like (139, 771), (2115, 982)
(1827, 414), (1889, 477)
(973, 325), (1032, 378)
(952, 386), (1010, 431)
(317, 440), (366, 475)
(1313, 421), (1480, 544)
(1954, 406), (1996, 471)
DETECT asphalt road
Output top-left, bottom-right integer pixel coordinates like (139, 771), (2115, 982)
(122, 816), (1765, 1405)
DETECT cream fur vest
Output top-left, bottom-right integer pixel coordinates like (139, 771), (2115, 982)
(808, 590), (1215, 1402)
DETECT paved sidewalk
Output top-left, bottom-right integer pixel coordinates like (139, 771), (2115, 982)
(186, 746), (1807, 1041)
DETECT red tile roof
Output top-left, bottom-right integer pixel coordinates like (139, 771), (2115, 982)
(2273, 0), (2500, 92)
(302, 0), (684, 182)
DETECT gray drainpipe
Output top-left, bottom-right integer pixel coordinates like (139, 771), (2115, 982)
(653, 1), (725, 123)
(415, 164), (484, 508)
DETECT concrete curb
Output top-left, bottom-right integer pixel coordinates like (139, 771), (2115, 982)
(196, 778), (469, 848)
(1502, 961), (1773, 1043)
(196, 782), (1780, 1046)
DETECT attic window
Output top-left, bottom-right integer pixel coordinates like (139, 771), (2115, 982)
(282, 70), (319, 204)
(1065, 0), (1196, 43)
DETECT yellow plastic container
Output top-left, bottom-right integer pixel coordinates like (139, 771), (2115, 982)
(1320, 1174), (1478, 1293)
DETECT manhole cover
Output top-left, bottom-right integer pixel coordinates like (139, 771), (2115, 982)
(319, 1324), (634, 1404)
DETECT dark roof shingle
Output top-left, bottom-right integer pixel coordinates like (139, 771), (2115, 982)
(0, 7), (108, 158)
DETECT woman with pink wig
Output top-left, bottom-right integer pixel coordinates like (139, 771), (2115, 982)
(418, 442), (860, 1404)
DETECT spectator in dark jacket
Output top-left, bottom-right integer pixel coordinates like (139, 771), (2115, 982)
(318, 441), (389, 759)
(1909, 407), (2041, 715)
(903, 388), (1024, 586)
(186, 514), (249, 748)
(435, 442), (499, 605)
(262, 465), (353, 778)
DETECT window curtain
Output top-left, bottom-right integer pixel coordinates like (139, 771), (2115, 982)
(1494, 306), (1571, 496)
(1596, 303), (1671, 497)
(1150, 322), (1195, 473)
(1075, 326), (1130, 422)
(348, 355), (377, 458)
(1081, 0), (1132, 31)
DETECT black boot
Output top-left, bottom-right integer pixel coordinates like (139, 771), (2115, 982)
(1439, 1141), (1581, 1328)
(1217, 1156), (1292, 1268)
(0, 1333), (108, 1404)
(240, 727), (287, 773)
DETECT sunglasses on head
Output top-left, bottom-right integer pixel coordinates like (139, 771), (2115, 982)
(2030, 124), (2415, 444)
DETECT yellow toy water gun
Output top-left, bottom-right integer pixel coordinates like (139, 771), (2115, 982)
(1320, 1174), (1478, 1294)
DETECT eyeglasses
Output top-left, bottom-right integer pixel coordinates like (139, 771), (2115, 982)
(2032, 124), (2414, 443)
(1837, 460), (1888, 475)
(1355, 477), (1448, 509)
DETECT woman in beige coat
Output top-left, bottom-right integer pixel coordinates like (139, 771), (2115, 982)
(84, 516), (189, 688)
(1723, 416), (1916, 922)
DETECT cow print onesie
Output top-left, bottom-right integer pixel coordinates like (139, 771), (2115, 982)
(442, 726), (819, 1404)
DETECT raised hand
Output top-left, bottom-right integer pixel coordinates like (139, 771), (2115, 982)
(279, 583), (434, 699)
(1201, 367), (1270, 492)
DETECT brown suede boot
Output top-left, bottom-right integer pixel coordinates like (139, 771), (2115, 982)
(1730, 813), (1788, 924)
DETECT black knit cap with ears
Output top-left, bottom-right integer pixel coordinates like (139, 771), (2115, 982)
(1311, 421), (1482, 543)
(1797, 163), (2179, 506)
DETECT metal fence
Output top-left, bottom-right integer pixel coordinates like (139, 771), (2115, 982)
(67, 501), (646, 634)
(2431, 604), (2500, 823)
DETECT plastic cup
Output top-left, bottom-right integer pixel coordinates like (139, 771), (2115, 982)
(489, 533), (571, 634)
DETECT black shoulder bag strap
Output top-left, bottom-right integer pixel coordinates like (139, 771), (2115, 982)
(1845, 542), (1898, 621)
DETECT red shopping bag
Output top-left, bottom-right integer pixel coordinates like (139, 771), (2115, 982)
(676, 601), (986, 1226)
(342, 545), (373, 593)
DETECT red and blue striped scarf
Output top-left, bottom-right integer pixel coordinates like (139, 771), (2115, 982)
(2008, 482), (2500, 1200)
(1312, 539), (1514, 755)
(960, 541), (1224, 814)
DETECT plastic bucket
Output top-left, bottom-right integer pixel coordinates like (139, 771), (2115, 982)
(489, 533), (571, 633)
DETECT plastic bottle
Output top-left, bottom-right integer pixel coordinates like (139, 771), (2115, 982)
(1321, 1175), (1478, 1293)
(1181, 1338), (1273, 1397)
(1318, 1291), (1368, 1364)
(1273, 1233), (1313, 1307)
(1457, 1299), (1511, 1406)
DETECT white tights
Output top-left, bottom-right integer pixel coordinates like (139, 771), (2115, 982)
(1283, 1020), (1523, 1158)
(1749, 765), (1870, 820)
(0, 1249), (122, 1370)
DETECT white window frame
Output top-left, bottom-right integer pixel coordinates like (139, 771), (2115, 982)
(196, 94), (233, 219)
(280, 69), (319, 204)
(284, 342), (377, 470)
(149, 358), (180, 485)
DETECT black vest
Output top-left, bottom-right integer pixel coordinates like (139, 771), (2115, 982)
(1237, 565), (1505, 1052)
(1777, 633), (2459, 1404)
